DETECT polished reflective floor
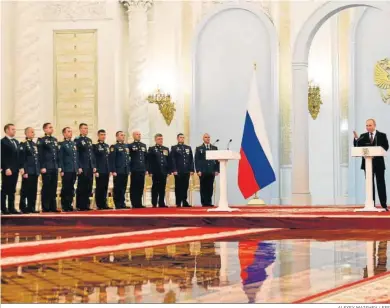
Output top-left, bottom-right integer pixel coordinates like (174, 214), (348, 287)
(1, 229), (389, 303)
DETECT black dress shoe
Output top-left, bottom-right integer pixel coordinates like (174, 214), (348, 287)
(159, 205), (168, 208)
(183, 204), (192, 208)
(1, 210), (10, 215)
(52, 210), (61, 213)
(9, 210), (21, 214)
(29, 210), (40, 214)
(384, 208), (389, 212)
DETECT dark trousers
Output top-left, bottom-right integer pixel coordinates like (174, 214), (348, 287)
(368, 168), (388, 209)
(113, 174), (128, 208)
(41, 170), (58, 212)
(200, 173), (215, 206)
(151, 173), (167, 207)
(95, 173), (109, 209)
(76, 169), (93, 210)
(61, 172), (77, 210)
(174, 173), (190, 206)
(20, 174), (38, 213)
(1, 170), (19, 212)
(130, 171), (145, 208)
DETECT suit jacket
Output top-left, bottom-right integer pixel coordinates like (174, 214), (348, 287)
(37, 135), (59, 171)
(75, 135), (96, 170)
(353, 131), (389, 170)
(147, 145), (170, 175)
(19, 139), (40, 175)
(58, 139), (79, 173)
(1, 137), (20, 172)
(170, 144), (194, 174)
(195, 144), (220, 174)
(93, 141), (111, 174)
(109, 142), (130, 175)
(128, 141), (148, 172)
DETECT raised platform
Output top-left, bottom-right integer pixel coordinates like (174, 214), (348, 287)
(2, 205), (389, 229)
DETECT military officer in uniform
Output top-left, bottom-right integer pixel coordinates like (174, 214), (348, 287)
(75, 123), (96, 211)
(128, 130), (148, 208)
(18, 127), (40, 213)
(37, 123), (60, 213)
(170, 133), (194, 207)
(93, 129), (110, 210)
(109, 131), (130, 209)
(59, 127), (81, 212)
(147, 133), (170, 208)
(1, 123), (21, 214)
(195, 133), (220, 207)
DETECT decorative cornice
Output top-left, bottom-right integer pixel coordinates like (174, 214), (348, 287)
(119, 0), (153, 12)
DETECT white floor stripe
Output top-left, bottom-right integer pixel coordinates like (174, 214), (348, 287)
(1, 228), (278, 267)
(1, 226), (196, 249)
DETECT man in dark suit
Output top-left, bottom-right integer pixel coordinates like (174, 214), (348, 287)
(170, 133), (194, 207)
(59, 127), (81, 212)
(1, 123), (21, 214)
(195, 133), (220, 207)
(109, 131), (131, 209)
(147, 133), (170, 208)
(19, 127), (40, 213)
(93, 129), (111, 210)
(37, 122), (60, 213)
(353, 118), (389, 211)
(128, 130), (148, 208)
(75, 123), (96, 211)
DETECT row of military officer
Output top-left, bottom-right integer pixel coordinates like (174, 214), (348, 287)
(1, 123), (219, 214)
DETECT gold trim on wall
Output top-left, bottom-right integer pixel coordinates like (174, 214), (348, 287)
(279, 1), (292, 166)
(53, 29), (98, 138)
(338, 11), (350, 165)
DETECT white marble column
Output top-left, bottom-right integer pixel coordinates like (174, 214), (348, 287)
(291, 63), (311, 205)
(121, 0), (152, 144)
(13, 2), (42, 139)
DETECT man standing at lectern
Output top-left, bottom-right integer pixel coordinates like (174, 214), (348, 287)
(195, 133), (219, 207)
(353, 119), (389, 211)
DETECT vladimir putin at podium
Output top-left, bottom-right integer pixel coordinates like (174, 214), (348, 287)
(353, 119), (389, 211)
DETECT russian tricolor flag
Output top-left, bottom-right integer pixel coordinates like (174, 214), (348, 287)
(238, 70), (276, 199)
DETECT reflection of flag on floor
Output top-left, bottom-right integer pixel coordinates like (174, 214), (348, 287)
(238, 70), (276, 199)
(239, 241), (276, 303)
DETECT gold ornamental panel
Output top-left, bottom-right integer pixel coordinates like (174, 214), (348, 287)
(54, 29), (97, 137)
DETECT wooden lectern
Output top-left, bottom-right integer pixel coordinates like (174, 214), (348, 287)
(351, 146), (387, 212)
(206, 150), (241, 212)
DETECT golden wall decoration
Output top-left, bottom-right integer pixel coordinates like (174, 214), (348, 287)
(54, 30), (97, 136)
(147, 88), (176, 126)
(308, 82), (323, 120)
(374, 58), (390, 105)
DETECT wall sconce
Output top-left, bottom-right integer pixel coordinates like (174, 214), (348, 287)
(308, 81), (323, 120)
(146, 88), (176, 126)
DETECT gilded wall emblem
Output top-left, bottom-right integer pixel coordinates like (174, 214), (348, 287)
(374, 58), (390, 105)
(308, 81), (323, 120)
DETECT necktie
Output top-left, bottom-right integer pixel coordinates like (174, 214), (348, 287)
(206, 145), (209, 150)
(11, 139), (17, 149)
(370, 133), (374, 144)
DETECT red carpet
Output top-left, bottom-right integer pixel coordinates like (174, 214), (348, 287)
(2, 206), (389, 229)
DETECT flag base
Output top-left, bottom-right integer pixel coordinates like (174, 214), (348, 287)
(247, 198), (266, 205)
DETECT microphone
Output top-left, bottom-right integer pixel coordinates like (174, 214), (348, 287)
(226, 139), (232, 150)
(213, 139), (219, 146)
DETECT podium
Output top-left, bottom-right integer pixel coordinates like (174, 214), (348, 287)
(206, 150), (241, 212)
(351, 146), (387, 212)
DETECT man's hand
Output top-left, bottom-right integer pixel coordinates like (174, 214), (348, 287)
(112, 172), (117, 177)
(145, 171), (149, 176)
(190, 172), (194, 176)
(93, 168), (97, 173)
(149, 173), (152, 177)
(197, 172), (202, 177)
(20, 169), (25, 176)
(78, 168), (82, 174)
(95, 172), (99, 178)
(215, 172), (219, 176)
(5, 169), (12, 176)
(40, 168), (46, 174)
(353, 131), (359, 139)
(60, 172), (64, 177)
(23, 173), (28, 179)
(173, 171), (178, 175)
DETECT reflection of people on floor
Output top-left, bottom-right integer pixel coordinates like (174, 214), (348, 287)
(375, 241), (388, 275)
(195, 242), (221, 290)
(134, 282), (143, 303)
(239, 241), (276, 303)
(163, 289), (177, 303)
(99, 286), (107, 303)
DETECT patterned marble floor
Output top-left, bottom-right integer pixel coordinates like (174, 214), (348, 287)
(1, 228), (389, 303)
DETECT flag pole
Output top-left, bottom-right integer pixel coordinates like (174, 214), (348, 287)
(247, 62), (266, 206)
